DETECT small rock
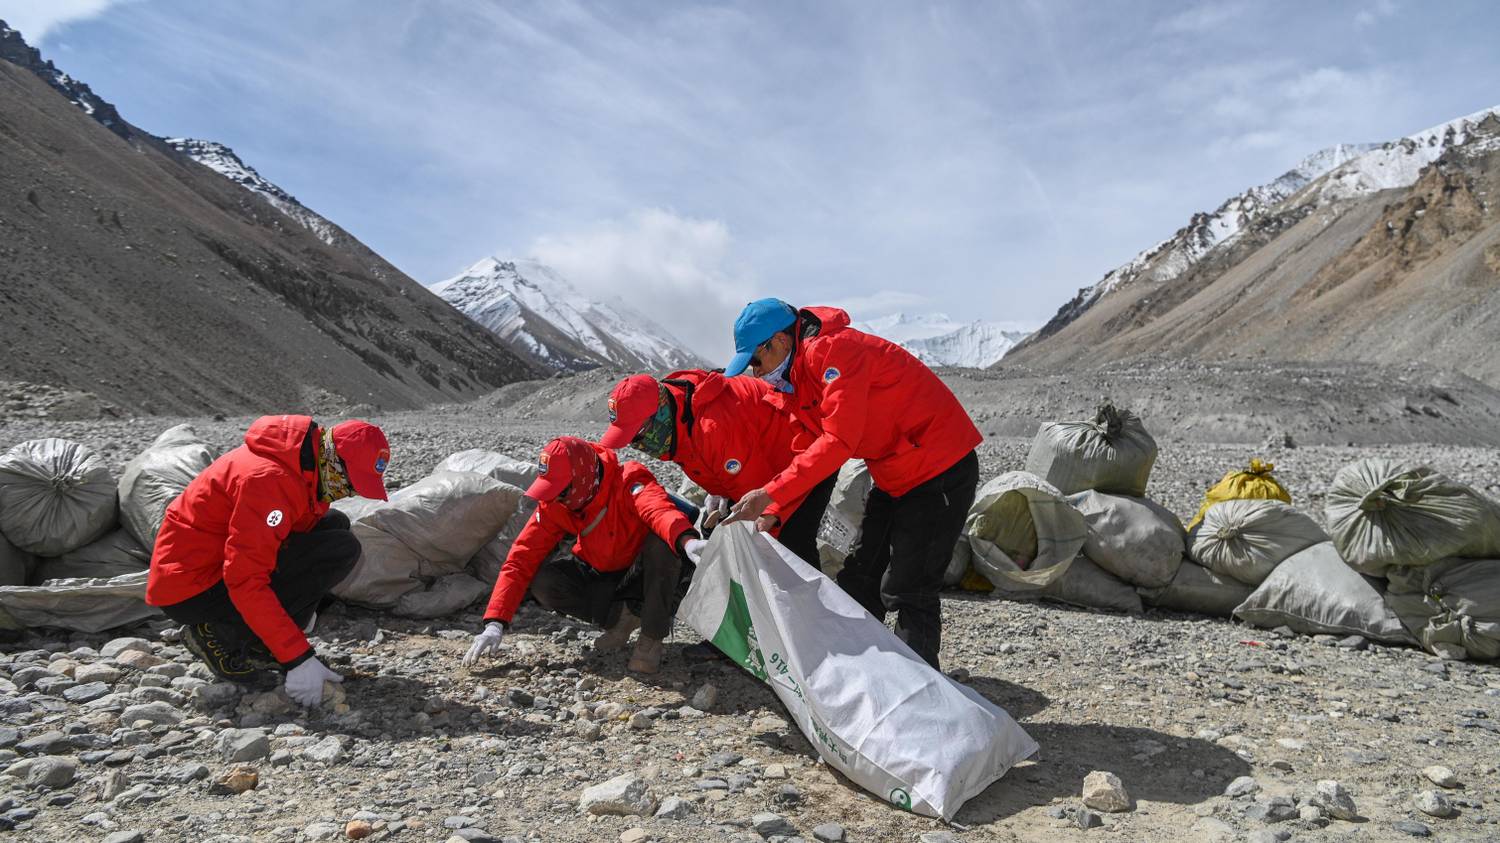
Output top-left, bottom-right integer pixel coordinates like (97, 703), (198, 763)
(1315, 779), (1359, 820)
(100, 637), (153, 659)
(1393, 820), (1432, 837)
(812, 823), (846, 842)
(1076, 807), (1104, 829)
(575, 720), (602, 741)
(119, 701), (184, 726)
(750, 812), (797, 838)
(102, 833), (145, 843)
(115, 650), (163, 670)
(763, 763), (788, 780)
(1414, 789), (1456, 818)
(62, 682), (110, 703)
(302, 736), (346, 764)
(918, 833), (960, 843)
(506, 688), (534, 708)
(209, 765), (259, 795)
(218, 728), (270, 762)
(691, 683), (718, 711)
(594, 702), (626, 720)
(1335, 635), (1368, 650)
(1422, 765), (1459, 788)
(4, 755), (78, 789)
(1224, 775), (1260, 798)
(628, 711), (653, 731)
(345, 819), (374, 839)
(654, 796), (696, 820)
(1081, 770), (1130, 812)
(580, 774), (656, 816)
(619, 829), (649, 843)
(1299, 804), (1327, 826)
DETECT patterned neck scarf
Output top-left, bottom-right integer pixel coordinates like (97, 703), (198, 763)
(318, 428), (355, 503)
(632, 386), (677, 459)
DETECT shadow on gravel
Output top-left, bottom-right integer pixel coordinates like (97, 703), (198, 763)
(315, 672), (558, 741)
(963, 675), (1051, 722)
(955, 721), (1251, 824)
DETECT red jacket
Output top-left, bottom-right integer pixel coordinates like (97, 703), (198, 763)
(146, 415), (330, 665)
(484, 444), (693, 624)
(659, 370), (811, 528)
(762, 307), (982, 518)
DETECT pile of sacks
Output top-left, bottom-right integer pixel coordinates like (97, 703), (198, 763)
(938, 403), (1500, 661)
(0, 426), (218, 632)
(0, 429), (550, 633)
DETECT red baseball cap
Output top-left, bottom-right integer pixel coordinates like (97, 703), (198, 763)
(598, 375), (662, 449)
(524, 436), (599, 504)
(329, 420), (390, 501)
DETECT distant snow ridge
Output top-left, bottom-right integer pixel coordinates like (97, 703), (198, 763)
(1308, 105), (1500, 202)
(165, 138), (341, 246)
(434, 258), (705, 373)
(854, 313), (1029, 368)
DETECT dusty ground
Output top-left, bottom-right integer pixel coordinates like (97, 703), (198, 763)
(2, 372), (1499, 843)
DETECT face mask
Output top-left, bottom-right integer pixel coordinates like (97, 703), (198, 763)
(761, 353), (794, 393)
(318, 428), (355, 503)
(632, 401), (677, 459)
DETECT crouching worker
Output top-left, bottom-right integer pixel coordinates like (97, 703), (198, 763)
(464, 436), (703, 675)
(145, 415), (390, 706)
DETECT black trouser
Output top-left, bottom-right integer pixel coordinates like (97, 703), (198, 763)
(835, 451), (979, 669)
(528, 534), (684, 640)
(161, 511), (361, 657)
(776, 471), (839, 571)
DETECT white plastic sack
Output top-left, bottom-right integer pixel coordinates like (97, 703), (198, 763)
(1326, 458), (1500, 577)
(0, 438), (117, 556)
(35, 528), (150, 582)
(1191, 499), (1328, 586)
(393, 572), (489, 618)
(965, 472), (1087, 591)
(816, 460), (872, 576)
(117, 424), (216, 550)
(334, 471), (524, 608)
(681, 523), (1038, 820)
(1386, 558), (1500, 660)
(1137, 560), (1254, 618)
(0, 570), (159, 633)
(1024, 403), (1157, 497)
(990, 553), (1143, 614)
(435, 449), (538, 488)
(1233, 542), (1415, 644)
(1067, 491), (1184, 588)
(0, 531), (34, 586)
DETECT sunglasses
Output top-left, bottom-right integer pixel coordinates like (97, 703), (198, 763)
(748, 338), (775, 370)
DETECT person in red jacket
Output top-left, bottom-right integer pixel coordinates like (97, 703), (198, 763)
(463, 436), (702, 674)
(721, 299), (982, 669)
(596, 370), (836, 568)
(147, 415), (390, 705)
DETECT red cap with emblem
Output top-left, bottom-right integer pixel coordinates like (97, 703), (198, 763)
(525, 436), (600, 508)
(329, 420), (390, 501)
(598, 374), (662, 449)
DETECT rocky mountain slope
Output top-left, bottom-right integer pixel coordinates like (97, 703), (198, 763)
(0, 21), (539, 416)
(854, 312), (1030, 368)
(1007, 107), (1500, 387)
(434, 258), (705, 373)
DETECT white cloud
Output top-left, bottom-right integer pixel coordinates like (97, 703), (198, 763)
(527, 208), (753, 361)
(1355, 0), (1398, 27)
(1155, 1), (1248, 34)
(0, 0), (134, 43)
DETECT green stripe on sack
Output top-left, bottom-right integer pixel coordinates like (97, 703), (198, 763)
(711, 581), (769, 681)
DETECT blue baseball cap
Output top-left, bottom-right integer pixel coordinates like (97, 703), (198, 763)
(725, 298), (797, 376)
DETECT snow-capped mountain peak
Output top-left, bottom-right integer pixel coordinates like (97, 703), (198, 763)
(435, 258), (705, 373)
(853, 312), (1030, 368)
(164, 138), (342, 246)
(1306, 105), (1500, 202)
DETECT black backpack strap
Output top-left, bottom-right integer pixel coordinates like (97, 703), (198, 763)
(661, 378), (697, 435)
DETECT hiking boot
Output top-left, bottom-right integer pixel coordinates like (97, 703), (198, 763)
(181, 623), (277, 688)
(594, 606), (641, 653)
(627, 635), (664, 674)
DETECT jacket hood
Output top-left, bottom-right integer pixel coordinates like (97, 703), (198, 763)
(662, 369), (729, 406)
(243, 414), (317, 474)
(800, 306), (850, 335)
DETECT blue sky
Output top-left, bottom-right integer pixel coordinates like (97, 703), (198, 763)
(4, 1), (1499, 356)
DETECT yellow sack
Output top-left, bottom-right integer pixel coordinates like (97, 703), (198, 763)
(1187, 459), (1291, 529)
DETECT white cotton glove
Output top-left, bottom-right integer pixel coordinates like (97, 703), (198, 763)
(284, 656), (341, 707)
(463, 622), (506, 667)
(683, 538), (707, 564)
(701, 495), (730, 530)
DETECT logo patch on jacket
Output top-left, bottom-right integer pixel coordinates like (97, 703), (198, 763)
(823, 367), (841, 383)
(724, 458), (742, 475)
(374, 448), (390, 474)
(538, 452), (550, 475)
(266, 510), (284, 528)
(607, 397), (618, 422)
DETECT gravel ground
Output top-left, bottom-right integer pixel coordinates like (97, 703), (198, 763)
(2, 380), (1499, 843)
